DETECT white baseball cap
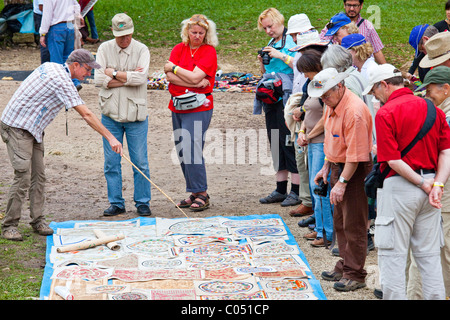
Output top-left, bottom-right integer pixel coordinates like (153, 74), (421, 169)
(287, 14), (313, 34)
(307, 68), (349, 98)
(112, 13), (134, 37)
(362, 63), (403, 95)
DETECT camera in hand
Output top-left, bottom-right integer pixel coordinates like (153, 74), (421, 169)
(314, 178), (328, 197)
(258, 48), (271, 65)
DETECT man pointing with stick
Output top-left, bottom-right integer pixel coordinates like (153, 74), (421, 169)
(0, 49), (122, 241)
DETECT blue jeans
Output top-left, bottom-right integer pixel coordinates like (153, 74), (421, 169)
(47, 22), (80, 87)
(171, 109), (213, 193)
(85, 10), (99, 39)
(101, 115), (151, 208)
(308, 143), (333, 241)
(47, 22), (74, 64)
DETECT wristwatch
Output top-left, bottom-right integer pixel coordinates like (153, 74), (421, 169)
(338, 176), (349, 184)
(112, 70), (118, 79)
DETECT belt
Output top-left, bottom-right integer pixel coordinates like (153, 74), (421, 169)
(394, 168), (435, 176)
(414, 168), (435, 175)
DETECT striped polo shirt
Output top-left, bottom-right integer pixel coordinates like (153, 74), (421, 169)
(1, 62), (84, 143)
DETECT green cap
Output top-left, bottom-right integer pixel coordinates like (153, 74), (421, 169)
(416, 66), (450, 91)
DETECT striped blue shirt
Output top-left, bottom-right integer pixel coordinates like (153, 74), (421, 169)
(1, 62), (84, 143)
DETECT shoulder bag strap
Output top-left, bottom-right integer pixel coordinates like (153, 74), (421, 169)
(357, 18), (365, 27)
(399, 98), (436, 157)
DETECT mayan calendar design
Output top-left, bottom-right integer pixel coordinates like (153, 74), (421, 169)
(221, 218), (283, 228)
(51, 266), (114, 281)
(41, 215), (326, 300)
(110, 291), (149, 300)
(86, 285), (129, 294)
(169, 220), (227, 235)
(251, 240), (300, 256)
(176, 243), (252, 256)
(185, 253), (250, 270)
(193, 278), (260, 296)
(138, 257), (185, 270)
(172, 235), (236, 247)
(199, 290), (268, 300)
(124, 238), (173, 256)
(259, 279), (313, 293)
(230, 226), (287, 238)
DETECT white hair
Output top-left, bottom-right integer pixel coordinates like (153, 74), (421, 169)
(321, 44), (353, 72)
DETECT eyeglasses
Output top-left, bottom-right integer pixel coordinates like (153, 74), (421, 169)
(345, 3), (361, 8)
(80, 64), (92, 73)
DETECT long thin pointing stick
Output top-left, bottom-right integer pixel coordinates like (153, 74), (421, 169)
(121, 154), (189, 218)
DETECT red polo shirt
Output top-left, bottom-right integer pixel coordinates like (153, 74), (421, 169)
(376, 88), (450, 178)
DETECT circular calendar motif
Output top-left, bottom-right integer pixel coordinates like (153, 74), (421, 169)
(186, 255), (231, 270)
(126, 239), (172, 254)
(56, 267), (110, 281)
(265, 279), (309, 292)
(198, 281), (254, 294)
(235, 226), (284, 237)
(141, 259), (183, 269)
(255, 242), (295, 255)
(169, 220), (217, 234)
(111, 292), (148, 300)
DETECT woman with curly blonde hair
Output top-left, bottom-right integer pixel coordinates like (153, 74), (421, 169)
(180, 14), (219, 48)
(164, 14), (218, 212)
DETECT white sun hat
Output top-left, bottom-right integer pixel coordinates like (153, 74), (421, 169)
(307, 68), (349, 98)
(287, 13), (314, 34)
(289, 29), (330, 52)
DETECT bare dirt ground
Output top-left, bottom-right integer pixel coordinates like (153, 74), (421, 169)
(0, 42), (379, 300)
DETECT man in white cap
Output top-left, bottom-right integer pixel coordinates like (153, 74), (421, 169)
(311, 68), (373, 292)
(0, 49), (123, 241)
(419, 32), (450, 69)
(365, 63), (450, 300)
(94, 13), (152, 217)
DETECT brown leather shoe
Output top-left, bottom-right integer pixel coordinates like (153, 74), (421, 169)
(311, 238), (331, 247)
(303, 231), (317, 240)
(289, 204), (314, 217)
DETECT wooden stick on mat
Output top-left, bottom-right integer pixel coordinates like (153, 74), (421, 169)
(121, 154), (189, 218)
(94, 229), (121, 251)
(57, 234), (125, 253)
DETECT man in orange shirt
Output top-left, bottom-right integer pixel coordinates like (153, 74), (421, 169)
(309, 68), (373, 292)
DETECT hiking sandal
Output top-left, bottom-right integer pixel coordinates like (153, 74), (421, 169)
(177, 194), (196, 208)
(189, 194), (210, 212)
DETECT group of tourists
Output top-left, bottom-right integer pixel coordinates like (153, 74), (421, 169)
(1, 0), (450, 301)
(254, 0), (450, 300)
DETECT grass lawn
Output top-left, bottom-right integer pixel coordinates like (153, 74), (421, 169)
(89, 0), (443, 69)
(0, 225), (46, 300)
(0, 0), (442, 70)
(0, 0), (445, 300)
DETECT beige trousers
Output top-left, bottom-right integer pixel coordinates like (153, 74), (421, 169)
(0, 122), (46, 230)
(407, 212), (450, 299)
(376, 174), (445, 300)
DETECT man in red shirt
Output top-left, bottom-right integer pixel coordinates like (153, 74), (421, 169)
(364, 63), (450, 300)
